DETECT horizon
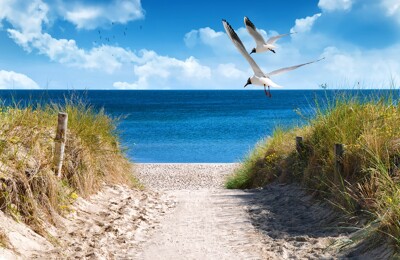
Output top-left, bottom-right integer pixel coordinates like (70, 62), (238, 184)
(0, 87), (399, 91)
(1, 0), (400, 90)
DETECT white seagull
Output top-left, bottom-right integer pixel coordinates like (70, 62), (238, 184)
(244, 16), (293, 54)
(222, 19), (324, 97)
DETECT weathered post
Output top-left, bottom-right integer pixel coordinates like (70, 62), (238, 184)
(334, 143), (344, 184)
(296, 136), (303, 154)
(53, 112), (68, 178)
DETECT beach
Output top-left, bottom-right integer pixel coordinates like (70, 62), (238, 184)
(1, 163), (393, 259)
(134, 164), (344, 259)
(1, 0), (398, 256)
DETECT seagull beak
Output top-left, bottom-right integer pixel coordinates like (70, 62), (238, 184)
(249, 49), (255, 55)
(244, 82), (249, 88)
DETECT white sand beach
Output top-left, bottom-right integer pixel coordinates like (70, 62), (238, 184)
(0, 163), (393, 259)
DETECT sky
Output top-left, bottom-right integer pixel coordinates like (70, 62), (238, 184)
(0, 0), (400, 90)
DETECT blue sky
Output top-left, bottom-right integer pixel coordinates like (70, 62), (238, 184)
(0, 0), (400, 89)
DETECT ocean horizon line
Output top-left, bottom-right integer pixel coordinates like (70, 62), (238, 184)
(0, 88), (396, 91)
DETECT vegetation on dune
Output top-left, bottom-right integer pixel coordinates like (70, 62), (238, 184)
(0, 98), (135, 243)
(0, 229), (9, 248)
(226, 90), (400, 248)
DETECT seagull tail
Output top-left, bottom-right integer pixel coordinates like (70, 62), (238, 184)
(265, 78), (284, 89)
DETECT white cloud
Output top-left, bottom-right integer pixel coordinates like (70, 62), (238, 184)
(2, 0), (400, 90)
(321, 45), (400, 84)
(184, 30), (199, 48)
(114, 50), (212, 89)
(113, 61), (251, 90)
(0, 70), (39, 89)
(57, 0), (144, 30)
(183, 17), (400, 90)
(184, 26), (270, 55)
(2, 0), (244, 89)
(0, 0), (49, 52)
(7, 28), (140, 73)
(113, 81), (139, 90)
(184, 27), (232, 53)
(0, 0), (12, 21)
(381, 0), (400, 23)
(216, 63), (247, 80)
(318, 0), (353, 12)
(290, 13), (322, 34)
(2, 0), (142, 74)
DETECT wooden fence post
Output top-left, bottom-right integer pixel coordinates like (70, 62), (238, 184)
(296, 136), (303, 154)
(334, 143), (344, 184)
(53, 112), (68, 178)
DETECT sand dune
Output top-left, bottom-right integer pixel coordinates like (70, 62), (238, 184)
(0, 163), (394, 259)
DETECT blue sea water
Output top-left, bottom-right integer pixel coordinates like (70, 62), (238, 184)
(0, 89), (393, 162)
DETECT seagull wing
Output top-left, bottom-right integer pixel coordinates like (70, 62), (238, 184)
(267, 57), (325, 77)
(244, 17), (266, 46)
(222, 19), (265, 77)
(266, 32), (295, 44)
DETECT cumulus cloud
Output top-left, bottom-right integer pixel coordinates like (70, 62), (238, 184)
(1, 0), (49, 52)
(184, 15), (400, 90)
(318, 0), (353, 12)
(190, 27), (224, 47)
(113, 61), (250, 90)
(184, 30), (199, 48)
(184, 27), (232, 53)
(1, 0), (226, 89)
(7, 29), (141, 73)
(321, 45), (400, 84)
(290, 13), (322, 34)
(57, 0), (144, 29)
(2, 0), (400, 90)
(1, 0), (143, 74)
(216, 63), (247, 80)
(0, 70), (39, 89)
(114, 50), (212, 89)
(184, 26), (270, 55)
(0, 0), (145, 31)
(381, 0), (400, 23)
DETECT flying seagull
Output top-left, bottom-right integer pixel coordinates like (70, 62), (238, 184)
(222, 19), (324, 97)
(244, 16), (293, 54)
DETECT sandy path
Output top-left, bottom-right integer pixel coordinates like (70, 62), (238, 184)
(3, 163), (393, 259)
(135, 163), (265, 259)
(138, 189), (265, 260)
(31, 185), (176, 259)
(135, 164), (351, 260)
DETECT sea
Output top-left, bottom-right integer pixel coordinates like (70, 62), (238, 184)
(0, 89), (394, 163)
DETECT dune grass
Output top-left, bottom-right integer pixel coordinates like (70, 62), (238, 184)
(0, 98), (135, 239)
(226, 90), (400, 247)
(0, 229), (9, 248)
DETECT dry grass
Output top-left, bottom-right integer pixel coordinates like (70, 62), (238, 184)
(0, 98), (135, 239)
(227, 91), (400, 249)
(0, 229), (9, 248)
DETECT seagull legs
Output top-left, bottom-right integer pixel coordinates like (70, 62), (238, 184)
(263, 85), (272, 98)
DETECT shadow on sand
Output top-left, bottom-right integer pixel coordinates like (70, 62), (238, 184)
(231, 183), (394, 259)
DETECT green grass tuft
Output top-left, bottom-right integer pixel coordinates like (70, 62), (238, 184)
(0, 97), (137, 241)
(227, 90), (400, 248)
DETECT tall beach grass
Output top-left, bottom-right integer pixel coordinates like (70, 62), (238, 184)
(226, 89), (400, 247)
(0, 97), (135, 240)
